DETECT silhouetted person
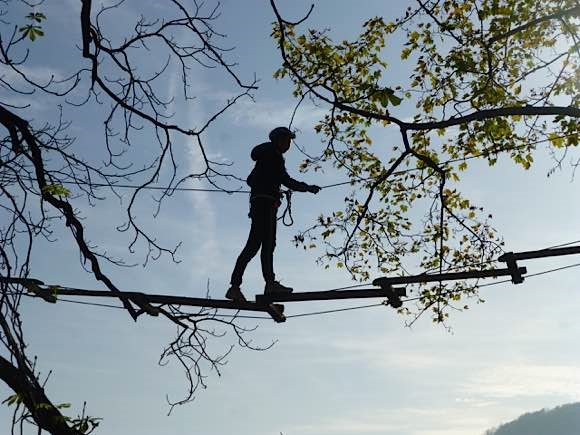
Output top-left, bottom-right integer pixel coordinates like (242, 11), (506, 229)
(226, 127), (320, 302)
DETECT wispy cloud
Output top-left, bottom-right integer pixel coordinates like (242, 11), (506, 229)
(0, 65), (65, 84)
(167, 73), (221, 280)
(226, 97), (328, 131)
(0, 65), (68, 113)
(185, 142), (221, 277)
(460, 363), (580, 401)
(287, 406), (492, 435)
(334, 337), (447, 369)
(287, 333), (451, 370)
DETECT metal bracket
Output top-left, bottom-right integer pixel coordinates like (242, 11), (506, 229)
(497, 252), (525, 284)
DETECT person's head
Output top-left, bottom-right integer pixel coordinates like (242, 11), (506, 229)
(269, 126), (295, 154)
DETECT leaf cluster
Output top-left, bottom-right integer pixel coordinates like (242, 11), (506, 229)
(272, 0), (579, 322)
(19, 12), (47, 41)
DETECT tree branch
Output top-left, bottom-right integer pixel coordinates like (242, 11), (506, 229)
(488, 5), (580, 44)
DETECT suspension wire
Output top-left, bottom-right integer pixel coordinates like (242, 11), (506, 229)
(401, 261), (580, 303)
(478, 261), (580, 288)
(422, 258), (499, 275)
(56, 181), (251, 194)
(418, 236), (580, 276)
(210, 313), (273, 320)
(216, 260), (580, 317)
(7, 260), (578, 321)
(311, 282), (373, 291)
(547, 239), (580, 249)
(285, 303), (385, 318)
(5, 236), (580, 320)
(10, 291), (272, 319)
(234, 259), (580, 318)
(57, 297), (126, 309)
(317, 133), (576, 189)
(15, 134), (575, 194)
(12, 292), (126, 310)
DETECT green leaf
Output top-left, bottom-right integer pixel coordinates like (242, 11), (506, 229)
(3, 393), (23, 406)
(548, 133), (564, 148)
(42, 183), (71, 197)
(387, 92), (403, 106)
(401, 47), (412, 60)
(19, 24), (44, 41)
(26, 12), (47, 23)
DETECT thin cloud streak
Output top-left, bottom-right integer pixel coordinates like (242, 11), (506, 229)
(316, 337), (449, 369)
(167, 71), (221, 279)
(460, 363), (580, 400)
(227, 97), (328, 130)
(287, 406), (494, 435)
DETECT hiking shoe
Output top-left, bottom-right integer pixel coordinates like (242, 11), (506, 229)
(225, 285), (247, 302)
(264, 280), (293, 295)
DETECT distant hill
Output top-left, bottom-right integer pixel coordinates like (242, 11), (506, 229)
(485, 403), (580, 435)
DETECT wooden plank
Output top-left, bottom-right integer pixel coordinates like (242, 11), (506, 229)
(0, 277), (56, 303)
(0, 277), (44, 286)
(498, 246), (580, 261)
(25, 281), (57, 303)
(28, 286), (282, 315)
(255, 287), (406, 304)
(372, 267), (527, 287)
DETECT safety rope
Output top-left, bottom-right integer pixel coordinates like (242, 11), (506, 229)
(248, 191), (294, 226)
(279, 190), (294, 227)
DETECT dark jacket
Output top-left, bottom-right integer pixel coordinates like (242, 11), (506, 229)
(246, 142), (309, 197)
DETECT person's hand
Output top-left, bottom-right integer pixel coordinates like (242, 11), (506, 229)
(307, 184), (321, 194)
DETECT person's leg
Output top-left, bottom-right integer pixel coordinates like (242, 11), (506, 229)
(229, 202), (267, 287)
(261, 205), (293, 294)
(260, 204), (277, 284)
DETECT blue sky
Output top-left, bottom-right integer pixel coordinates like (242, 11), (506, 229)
(1, 1), (580, 434)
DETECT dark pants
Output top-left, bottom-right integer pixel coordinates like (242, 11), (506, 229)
(230, 199), (277, 286)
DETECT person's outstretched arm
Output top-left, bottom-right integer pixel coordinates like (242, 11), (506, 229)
(281, 166), (320, 193)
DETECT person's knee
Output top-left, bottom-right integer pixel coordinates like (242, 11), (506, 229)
(261, 239), (275, 254)
(244, 241), (261, 257)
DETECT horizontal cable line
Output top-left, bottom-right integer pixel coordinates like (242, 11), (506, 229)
(286, 303), (385, 318)
(57, 297), (126, 309)
(318, 133), (574, 189)
(15, 134), (573, 193)
(210, 313), (272, 320)
(307, 282), (373, 292)
(10, 291), (275, 318)
(547, 239), (580, 249)
(7, 291), (127, 310)
(422, 258), (499, 275)
(55, 180), (250, 194)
